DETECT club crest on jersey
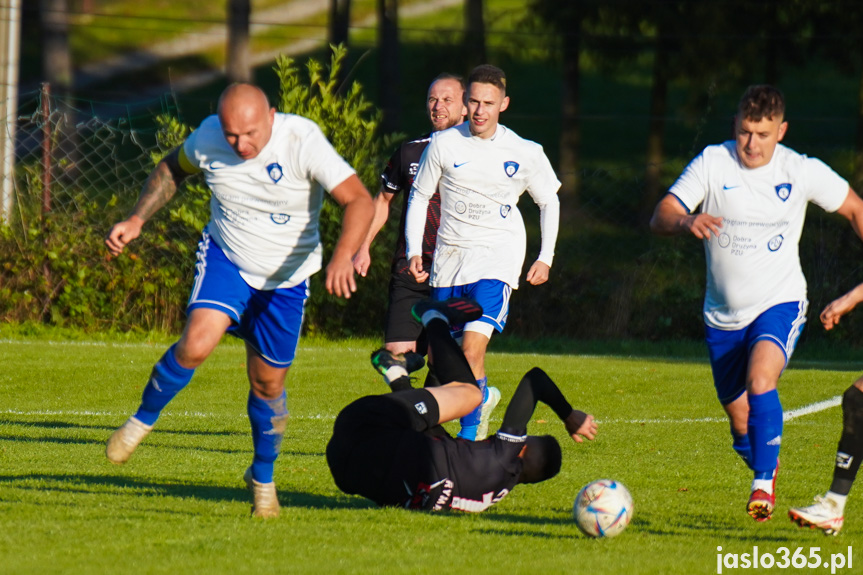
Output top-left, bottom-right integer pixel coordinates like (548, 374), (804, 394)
(768, 234), (784, 252)
(267, 162), (284, 183)
(503, 161), (519, 178)
(500, 205), (512, 218)
(775, 183), (792, 201)
(271, 213), (290, 225)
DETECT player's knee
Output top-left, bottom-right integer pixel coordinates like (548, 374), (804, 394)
(172, 342), (210, 368)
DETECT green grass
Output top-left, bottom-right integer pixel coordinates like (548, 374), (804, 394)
(1, 335), (861, 574)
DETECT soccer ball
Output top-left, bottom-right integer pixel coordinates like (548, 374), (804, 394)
(573, 479), (633, 538)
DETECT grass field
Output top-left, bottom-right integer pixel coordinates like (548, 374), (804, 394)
(1, 335), (861, 574)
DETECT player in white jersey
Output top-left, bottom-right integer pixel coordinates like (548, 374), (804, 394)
(650, 85), (863, 522)
(103, 83), (373, 518)
(405, 65), (561, 441)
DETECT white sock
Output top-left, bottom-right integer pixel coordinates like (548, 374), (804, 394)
(383, 365), (408, 384)
(751, 477), (774, 494)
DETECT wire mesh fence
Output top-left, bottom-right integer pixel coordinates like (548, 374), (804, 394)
(4, 82), (863, 347)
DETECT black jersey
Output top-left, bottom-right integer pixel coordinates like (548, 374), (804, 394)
(381, 134), (440, 275)
(407, 432), (525, 511)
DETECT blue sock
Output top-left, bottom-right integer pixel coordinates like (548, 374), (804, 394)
(748, 389), (783, 480)
(248, 390), (289, 484)
(134, 344), (195, 426)
(731, 429), (753, 469)
(458, 376), (487, 441)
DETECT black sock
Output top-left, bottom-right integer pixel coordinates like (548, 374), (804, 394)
(423, 363), (441, 388)
(425, 319), (475, 386)
(830, 385), (863, 495)
(389, 375), (413, 392)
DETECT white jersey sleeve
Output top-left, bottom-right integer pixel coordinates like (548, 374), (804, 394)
(668, 151), (708, 214)
(802, 157), (848, 213)
(525, 146), (561, 266)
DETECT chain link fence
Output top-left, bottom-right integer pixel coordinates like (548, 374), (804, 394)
(4, 83), (863, 347)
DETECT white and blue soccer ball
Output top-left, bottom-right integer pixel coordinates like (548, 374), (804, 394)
(573, 479), (634, 538)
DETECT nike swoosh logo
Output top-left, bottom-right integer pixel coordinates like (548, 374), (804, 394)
(209, 161), (227, 170)
(453, 161), (470, 168)
(723, 184), (740, 190)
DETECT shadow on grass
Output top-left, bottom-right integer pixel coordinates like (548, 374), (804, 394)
(0, 418), (248, 436)
(0, 473), (373, 510)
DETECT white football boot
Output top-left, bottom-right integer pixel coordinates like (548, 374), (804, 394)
(106, 416), (153, 464)
(789, 494), (844, 535)
(244, 467), (280, 519)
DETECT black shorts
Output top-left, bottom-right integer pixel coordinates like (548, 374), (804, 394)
(385, 271), (431, 353)
(326, 389), (440, 506)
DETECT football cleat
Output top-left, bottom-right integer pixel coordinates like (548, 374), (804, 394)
(411, 297), (483, 326)
(789, 495), (844, 536)
(747, 489), (775, 522)
(244, 466), (280, 519)
(371, 349), (425, 379)
(106, 416), (153, 464)
(475, 386), (501, 440)
(747, 461), (778, 522)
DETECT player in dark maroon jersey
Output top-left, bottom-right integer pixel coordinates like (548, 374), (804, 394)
(326, 298), (597, 512)
(353, 74), (466, 359)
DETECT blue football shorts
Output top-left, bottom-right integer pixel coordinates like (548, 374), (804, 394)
(705, 300), (807, 405)
(431, 279), (512, 339)
(187, 229), (308, 368)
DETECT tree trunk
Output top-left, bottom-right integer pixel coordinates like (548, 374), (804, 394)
(558, 10), (581, 215)
(226, 0), (251, 83)
(642, 32), (670, 226)
(464, 0), (486, 69)
(40, 0), (72, 93)
(378, 0), (399, 133)
(329, 0), (351, 46)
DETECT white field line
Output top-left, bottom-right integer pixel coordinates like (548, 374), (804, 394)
(1, 397), (841, 425)
(601, 395), (841, 424)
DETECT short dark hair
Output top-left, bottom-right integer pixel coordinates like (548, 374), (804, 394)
(518, 435), (562, 484)
(738, 85), (785, 122)
(467, 64), (506, 95)
(431, 72), (465, 92)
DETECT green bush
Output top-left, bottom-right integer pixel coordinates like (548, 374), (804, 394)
(0, 46), (400, 337)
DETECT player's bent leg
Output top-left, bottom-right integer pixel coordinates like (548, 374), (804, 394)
(425, 382), (483, 424)
(107, 310), (232, 464)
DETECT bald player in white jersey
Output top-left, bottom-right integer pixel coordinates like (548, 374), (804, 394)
(104, 83), (373, 518)
(650, 84), (863, 523)
(405, 64), (561, 441)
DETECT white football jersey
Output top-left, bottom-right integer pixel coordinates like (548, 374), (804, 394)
(182, 113), (355, 290)
(406, 123), (561, 288)
(670, 141), (848, 329)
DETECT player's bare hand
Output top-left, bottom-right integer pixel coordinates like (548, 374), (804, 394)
(526, 261), (550, 286)
(821, 286), (863, 330)
(326, 257), (357, 299)
(564, 410), (597, 443)
(352, 246), (371, 277)
(684, 213), (723, 240)
(105, 217), (144, 256)
(408, 256), (429, 283)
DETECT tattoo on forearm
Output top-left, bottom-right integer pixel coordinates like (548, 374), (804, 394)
(132, 156), (182, 221)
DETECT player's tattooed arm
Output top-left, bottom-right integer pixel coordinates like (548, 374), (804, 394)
(105, 147), (193, 256)
(130, 148), (190, 221)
